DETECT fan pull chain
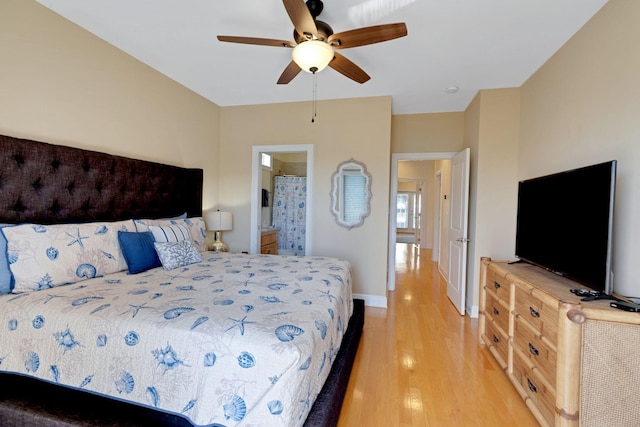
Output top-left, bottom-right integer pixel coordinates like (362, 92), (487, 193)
(311, 71), (318, 123)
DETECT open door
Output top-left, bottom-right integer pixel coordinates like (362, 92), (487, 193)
(447, 148), (470, 315)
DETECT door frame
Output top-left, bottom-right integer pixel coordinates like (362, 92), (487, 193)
(250, 144), (314, 255)
(388, 152), (457, 291)
(433, 169), (442, 262)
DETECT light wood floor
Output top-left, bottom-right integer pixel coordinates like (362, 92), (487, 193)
(337, 244), (539, 426)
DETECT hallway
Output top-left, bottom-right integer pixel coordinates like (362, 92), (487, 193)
(338, 244), (538, 426)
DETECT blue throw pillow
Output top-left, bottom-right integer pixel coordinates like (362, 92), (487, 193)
(118, 231), (161, 274)
(0, 225), (15, 294)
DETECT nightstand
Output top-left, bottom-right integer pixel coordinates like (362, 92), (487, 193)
(260, 230), (278, 254)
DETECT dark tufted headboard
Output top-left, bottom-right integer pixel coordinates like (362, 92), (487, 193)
(0, 134), (203, 224)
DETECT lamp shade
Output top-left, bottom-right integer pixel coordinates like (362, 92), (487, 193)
(292, 40), (334, 73)
(205, 210), (233, 231)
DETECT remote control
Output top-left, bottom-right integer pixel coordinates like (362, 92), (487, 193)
(570, 288), (600, 297)
(610, 301), (640, 312)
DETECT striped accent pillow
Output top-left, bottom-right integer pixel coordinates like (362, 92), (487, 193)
(135, 217), (206, 252)
(149, 224), (191, 243)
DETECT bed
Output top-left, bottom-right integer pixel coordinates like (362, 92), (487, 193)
(0, 134), (364, 427)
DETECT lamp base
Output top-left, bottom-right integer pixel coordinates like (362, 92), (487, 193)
(208, 231), (229, 252)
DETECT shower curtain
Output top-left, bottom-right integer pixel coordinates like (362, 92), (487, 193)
(272, 176), (306, 255)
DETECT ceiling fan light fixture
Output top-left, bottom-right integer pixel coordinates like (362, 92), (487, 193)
(292, 40), (334, 73)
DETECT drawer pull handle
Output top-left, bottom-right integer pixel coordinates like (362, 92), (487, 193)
(492, 334), (500, 344)
(494, 281), (501, 289)
(527, 378), (538, 393)
(493, 307), (500, 316)
(528, 343), (540, 357)
(529, 307), (540, 318)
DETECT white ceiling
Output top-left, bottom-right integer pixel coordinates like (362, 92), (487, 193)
(36, 0), (608, 115)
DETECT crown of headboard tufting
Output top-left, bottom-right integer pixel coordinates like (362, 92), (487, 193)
(0, 134), (203, 224)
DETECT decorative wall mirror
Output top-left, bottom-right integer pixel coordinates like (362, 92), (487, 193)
(330, 158), (372, 229)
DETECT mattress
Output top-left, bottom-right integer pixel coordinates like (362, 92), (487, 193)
(0, 252), (353, 427)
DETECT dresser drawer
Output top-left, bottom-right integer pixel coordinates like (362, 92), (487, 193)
(484, 290), (509, 335)
(484, 318), (509, 365)
(486, 267), (511, 300)
(514, 285), (559, 343)
(514, 316), (557, 387)
(512, 352), (555, 426)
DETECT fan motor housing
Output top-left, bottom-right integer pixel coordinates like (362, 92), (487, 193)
(306, 0), (324, 18)
(294, 20), (333, 43)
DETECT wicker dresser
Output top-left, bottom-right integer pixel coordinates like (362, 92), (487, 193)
(479, 258), (640, 427)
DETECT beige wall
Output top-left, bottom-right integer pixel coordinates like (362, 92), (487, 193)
(463, 93), (481, 309)
(0, 0), (221, 210)
(219, 97), (392, 299)
(518, 0), (640, 298)
(391, 112), (464, 153)
(465, 89), (520, 313)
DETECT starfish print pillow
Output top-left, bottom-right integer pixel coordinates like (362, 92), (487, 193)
(4, 220), (135, 292)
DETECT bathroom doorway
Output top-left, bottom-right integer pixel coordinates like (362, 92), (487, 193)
(250, 145), (313, 255)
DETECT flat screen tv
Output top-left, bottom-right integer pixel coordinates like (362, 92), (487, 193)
(515, 160), (616, 295)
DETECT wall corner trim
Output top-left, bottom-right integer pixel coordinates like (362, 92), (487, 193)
(466, 304), (479, 318)
(353, 293), (387, 308)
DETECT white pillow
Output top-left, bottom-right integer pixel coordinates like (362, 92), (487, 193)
(4, 220), (135, 292)
(154, 240), (202, 270)
(136, 217), (206, 252)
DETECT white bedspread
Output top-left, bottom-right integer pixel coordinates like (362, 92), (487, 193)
(0, 253), (353, 427)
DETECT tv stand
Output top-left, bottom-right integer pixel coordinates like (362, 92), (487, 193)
(479, 258), (640, 427)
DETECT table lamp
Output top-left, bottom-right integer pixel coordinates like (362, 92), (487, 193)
(205, 210), (233, 252)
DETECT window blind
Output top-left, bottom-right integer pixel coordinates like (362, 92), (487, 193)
(342, 174), (367, 223)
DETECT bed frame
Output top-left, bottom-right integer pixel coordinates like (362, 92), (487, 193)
(0, 134), (364, 427)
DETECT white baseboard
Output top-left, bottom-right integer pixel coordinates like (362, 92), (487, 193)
(438, 264), (447, 281)
(353, 293), (387, 308)
(466, 304), (479, 318)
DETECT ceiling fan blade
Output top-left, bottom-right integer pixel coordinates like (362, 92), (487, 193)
(283, 0), (317, 39)
(328, 23), (407, 49)
(217, 35), (296, 48)
(277, 61), (302, 84)
(329, 52), (370, 84)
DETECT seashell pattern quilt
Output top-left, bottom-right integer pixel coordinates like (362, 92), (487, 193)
(0, 252), (353, 427)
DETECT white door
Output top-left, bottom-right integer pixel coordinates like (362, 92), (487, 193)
(447, 148), (470, 315)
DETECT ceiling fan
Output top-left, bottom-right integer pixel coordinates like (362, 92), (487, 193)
(217, 0), (408, 84)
